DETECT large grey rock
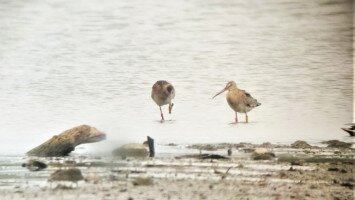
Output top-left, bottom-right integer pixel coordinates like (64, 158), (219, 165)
(112, 143), (149, 158)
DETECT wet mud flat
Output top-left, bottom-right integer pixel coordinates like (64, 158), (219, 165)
(0, 142), (354, 200)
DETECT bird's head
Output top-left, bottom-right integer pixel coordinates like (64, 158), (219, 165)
(225, 81), (237, 90)
(212, 81), (237, 99)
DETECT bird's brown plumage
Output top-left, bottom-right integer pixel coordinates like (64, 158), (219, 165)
(151, 80), (175, 106)
(151, 80), (175, 120)
(213, 81), (260, 123)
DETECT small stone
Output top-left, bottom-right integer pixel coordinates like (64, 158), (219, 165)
(280, 172), (287, 178)
(22, 160), (47, 171)
(340, 179), (354, 189)
(288, 167), (296, 171)
(328, 167), (339, 172)
(251, 148), (275, 160)
(310, 184), (317, 189)
(48, 168), (84, 182)
(340, 169), (347, 173)
(291, 141), (311, 149)
(291, 159), (305, 166)
(340, 181), (354, 189)
(132, 177), (153, 186)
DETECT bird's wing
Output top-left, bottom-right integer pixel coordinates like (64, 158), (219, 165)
(241, 90), (260, 107)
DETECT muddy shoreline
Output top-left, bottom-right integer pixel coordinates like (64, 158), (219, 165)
(0, 141), (354, 200)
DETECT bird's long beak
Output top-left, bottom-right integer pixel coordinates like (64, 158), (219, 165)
(212, 87), (227, 99)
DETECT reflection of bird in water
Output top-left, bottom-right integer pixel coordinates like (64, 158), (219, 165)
(213, 81), (260, 123)
(151, 80), (175, 121)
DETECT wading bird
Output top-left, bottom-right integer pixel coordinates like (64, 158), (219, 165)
(213, 81), (260, 123)
(151, 80), (175, 121)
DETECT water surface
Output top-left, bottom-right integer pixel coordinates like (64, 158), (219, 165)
(0, 0), (353, 154)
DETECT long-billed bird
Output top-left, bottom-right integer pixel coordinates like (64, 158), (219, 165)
(213, 81), (260, 123)
(151, 80), (175, 121)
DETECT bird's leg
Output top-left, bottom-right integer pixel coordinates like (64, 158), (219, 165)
(169, 103), (174, 114)
(245, 113), (249, 123)
(235, 113), (238, 123)
(160, 106), (165, 121)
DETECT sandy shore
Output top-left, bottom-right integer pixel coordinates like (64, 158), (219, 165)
(0, 142), (354, 200)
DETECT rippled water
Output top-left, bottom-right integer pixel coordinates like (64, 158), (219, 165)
(0, 0), (353, 154)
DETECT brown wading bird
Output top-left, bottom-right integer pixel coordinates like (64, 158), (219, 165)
(213, 81), (260, 123)
(151, 80), (175, 121)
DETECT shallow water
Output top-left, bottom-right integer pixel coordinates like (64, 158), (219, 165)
(0, 0), (353, 155)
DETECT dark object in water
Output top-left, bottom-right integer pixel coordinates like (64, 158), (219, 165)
(147, 136), (155, 157)
(22, 160), (47, 171)
(341, 124), (355, 136)
(48, 168), (84, 182)
(201, 154), (230, 160)
(27, 125), (106, 157)
(322, 140), (352, 148)
(227, 148), (232, 156)
(175, 154), (230, 160)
